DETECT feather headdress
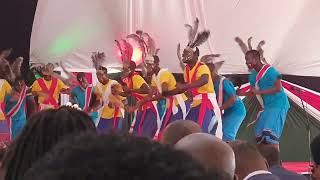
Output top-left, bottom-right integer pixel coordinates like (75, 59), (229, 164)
(200, 54), (225, 74)
(177, 17), (210, 63)
(0, 56), (23, 85)
(235, 36), (267, 64)
(114, 39), (133, 68)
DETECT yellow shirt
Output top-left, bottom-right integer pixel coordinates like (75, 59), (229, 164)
(131, 74), (148, 97)
(151, 70), (187, 107)
(0, 79), (12, 120)
(183, 61), (214, 107)
(95, 80), (125, 119)
(31, 78), (68, 104)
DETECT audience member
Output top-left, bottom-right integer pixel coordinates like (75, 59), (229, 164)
(259, 145), (307, 180)
(229, 141), (279, 180)
(311, 134), (320, 180)
(161, 120), (202, 145)
(23, 132), (219, 180)
(175, 133), (235, 180)
(1, 106), (96, 180)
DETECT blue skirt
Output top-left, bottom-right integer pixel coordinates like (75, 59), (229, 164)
(11, 115), (27, 139)
(255, 107), (289, 145)
(186, 105), (215, 134)
(222, 106), (246, 141)
(133, 108), (157, 138)
(97, 117), (122, 134)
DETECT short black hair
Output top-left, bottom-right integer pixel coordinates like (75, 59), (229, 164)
(23, 133), (219, 180)
(76, 72), (86, 81)
(2, 107), (96, 180)
(311, 134), (320, 165)
(98, 66), (108, 75)
(245, 50), (260, 59)
(258, 145), (280, 167)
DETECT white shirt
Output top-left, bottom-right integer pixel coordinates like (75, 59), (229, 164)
(243, 170), (272, 180)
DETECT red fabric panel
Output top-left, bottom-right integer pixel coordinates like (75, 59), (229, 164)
(281, 81), (320, 111)
(282, 162), (310, 174)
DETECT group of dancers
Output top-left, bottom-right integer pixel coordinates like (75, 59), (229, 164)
(0, 18), (289, 151)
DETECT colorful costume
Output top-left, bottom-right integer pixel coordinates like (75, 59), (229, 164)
(184, 61), (220, 134)
(123, 73), (158, 138)
(31, 77), (68, 110)
(151, 69), (189, 138)
(0, 79), (12, 142)
(95, 80), (125, 134)
(214, 77), (246, 141)
(71, 86), (99, 125)
(249, 64), (289, 144)
(4, 85), (28, 139)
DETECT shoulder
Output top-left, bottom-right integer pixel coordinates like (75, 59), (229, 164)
(198, 63), (210, 75)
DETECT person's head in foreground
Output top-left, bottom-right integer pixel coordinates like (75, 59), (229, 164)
(175, 133), (236, 180)
(311, 134), (320, 180)
(229, 141), (279, 180)
(161, 120), (202, 145)
(259, 145), (307, 180)
(23, 133), (219, 180)
(1, 106), (96, 180)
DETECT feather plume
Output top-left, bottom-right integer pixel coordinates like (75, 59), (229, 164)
(247, 37), (253, 50)
(0, 58), (15, 83)
(136, 30), (143, 37)
(127, 33), (147, 59)
(200, 54), (221, 63)
(185, 18), (199, 46)
(11, 57), (23, 78)
(256, 40), (267, 63)
(142, 32), (156, 55)
(177, 43), (184, 70)
(190, 30), (210, 48)
(234, 36), (248, 54)
(155, 48), (160, 55)
(184, 24), (193, 45)
(213, 61), (225, 72)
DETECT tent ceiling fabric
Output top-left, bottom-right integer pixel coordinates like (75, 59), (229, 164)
(30, 0), (320, 77)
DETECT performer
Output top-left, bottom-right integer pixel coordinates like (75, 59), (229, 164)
(95, 66), (126, 134)
(135, 55), (189, 139)
(164, 18), (221, 134)
(115, 37), (158, 138)
(0, 78), (12, 142)
(71, 72), (99, 125)
(203, 57), (246, 142)
(4, 77), (27, 139)
(239, 50), (289, 150)
(122, 61), (158, 137)
(31, 64), (69, 110)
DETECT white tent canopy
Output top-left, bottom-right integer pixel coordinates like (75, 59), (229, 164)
(30, 0), (320, 76)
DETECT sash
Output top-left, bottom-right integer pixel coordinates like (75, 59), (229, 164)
(97, 81), (124, 128)
(6, 85), (27, 141)
(83, 86), (93, 112)
(37, 78), (59, 108)
(248, 64), (272, 127)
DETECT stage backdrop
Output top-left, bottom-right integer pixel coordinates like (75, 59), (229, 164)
(30, 0), (320, 77)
